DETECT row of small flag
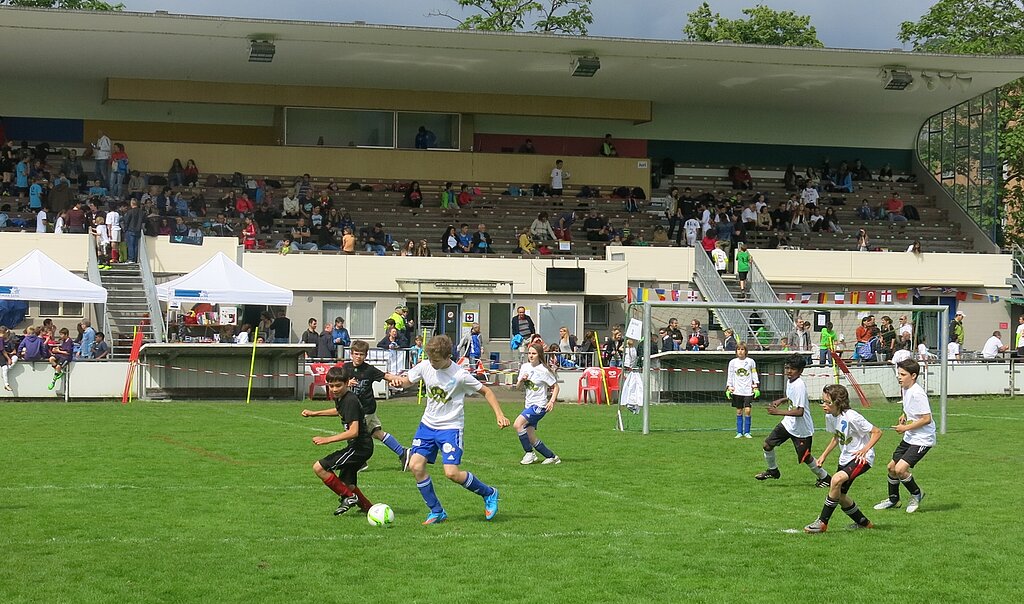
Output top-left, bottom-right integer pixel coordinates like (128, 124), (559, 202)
(627, 288), (702, 303)
(784, 288), (1002, 304)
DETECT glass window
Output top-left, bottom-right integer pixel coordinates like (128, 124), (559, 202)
(488, 302), (511, 339)
(397, 112), (460, 150)
(285, 108), (395, 148)
(64, 302), (83, 317)
(584, 302), (609, 326)
(39, 301), (59, 316)
(322, 301), (376, 339)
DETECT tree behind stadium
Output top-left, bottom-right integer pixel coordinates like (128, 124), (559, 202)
(0, 0), (123, 9)
(682, 2), (822, 47)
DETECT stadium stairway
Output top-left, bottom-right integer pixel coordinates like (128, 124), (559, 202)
(96, 264), (156, 359)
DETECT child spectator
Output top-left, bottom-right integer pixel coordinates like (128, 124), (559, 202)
(457, 184), (473, 208)
(0, 325), (18, 391)
(91, 332), (110, 359)
(18, 326), (47, 362)
(47, 327), (74, 390)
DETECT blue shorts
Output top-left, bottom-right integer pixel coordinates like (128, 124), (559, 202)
(519, 406), (548, 427)
(411, 423), (464, 466)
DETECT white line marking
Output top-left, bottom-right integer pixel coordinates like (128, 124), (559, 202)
(948, 413), (1024, 421)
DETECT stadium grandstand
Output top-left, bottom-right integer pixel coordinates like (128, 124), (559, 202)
(1, 6), (1023, 399)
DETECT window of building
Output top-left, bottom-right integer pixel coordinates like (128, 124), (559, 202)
(584, 302), (609, 326)
(38, 301), (84, 317)
(322, 301), (375, 338)
(285, 108), (395, 148)
(488, 302), (511, 339)
(397, 112), (460, 150)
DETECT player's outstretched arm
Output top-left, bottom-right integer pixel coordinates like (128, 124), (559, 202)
(854, 425), (883, 462)
(478, 385), (510, 428)
(545, 383), (560, 412)
(302, 408), (339, 417)
(312, 421), (358, 446)
(389, 374), (413, 389)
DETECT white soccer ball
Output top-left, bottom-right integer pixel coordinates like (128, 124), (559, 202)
(366, 503), (394, 527)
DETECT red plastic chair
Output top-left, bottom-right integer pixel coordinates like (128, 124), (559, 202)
(577, 366), (605, 404)
(603, 366), (623, 402)
(308, 362), (331, 400)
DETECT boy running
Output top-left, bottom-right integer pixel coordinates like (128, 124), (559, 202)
(755, 354), (831, 487)
(344, 339), (412, 470)
(874, 358), (935, 513)
(726, 342), (758, 438)
(805, 384), (882, 533)
(515, 342), (561, 465)
(389, 335), (510, 525)
(302, 366), (375, 516)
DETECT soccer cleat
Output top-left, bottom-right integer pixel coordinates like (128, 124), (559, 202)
(358, 462), (369, 473)
(803, 519), (828, 533)
(520, 451), (538, 465)
(734, 433), (744, 439)
(743, 433), (752, 439)
(4, 383), (11, 391)
(815, 476), (832, 488)
(754, 468), (781, 481)
(333, 495), (359, 516)
(422, 510), (448, 525)
(847, 521), (874, 530)
(47, 380), (56, 391)
(873, 498), (901, 510)
(541, 455), (561, 465)
(906, 492), (925, 513)
(484, 488), (499, 520)
(401, 450), (412, 472)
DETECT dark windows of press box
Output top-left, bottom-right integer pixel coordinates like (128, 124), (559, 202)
(546, 268), (585, 292)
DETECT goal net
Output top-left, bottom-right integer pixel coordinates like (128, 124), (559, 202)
(618, 300), (949, 435)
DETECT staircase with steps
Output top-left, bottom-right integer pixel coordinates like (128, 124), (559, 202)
(96, 264), (156, 359)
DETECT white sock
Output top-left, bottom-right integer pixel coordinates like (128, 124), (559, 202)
(764, 449), (778, 470)
(806, 459), (828, 479)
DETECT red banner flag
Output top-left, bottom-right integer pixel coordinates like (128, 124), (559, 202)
(865, 290), (878, 305)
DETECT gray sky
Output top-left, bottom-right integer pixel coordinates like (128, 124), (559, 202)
(119, 0), (937, 50)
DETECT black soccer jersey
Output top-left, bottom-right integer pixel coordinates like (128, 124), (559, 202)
(334, 391), (373, 453)
(345, 361), (385, 415)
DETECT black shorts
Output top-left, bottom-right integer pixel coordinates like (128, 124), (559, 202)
(731, 394), (753, 409)
(738, 271), (749, 281)
(765, 423), (814, 463)
(891, 440), (931, 468)
(319, 446), (372, 484)
(836, 459), (871, 494)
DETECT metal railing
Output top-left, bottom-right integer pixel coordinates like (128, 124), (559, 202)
(137, 238), (166, 343)
(692, 249), (753, 340)
(747, 257), (794, 345)
(86, 241), (110, 339)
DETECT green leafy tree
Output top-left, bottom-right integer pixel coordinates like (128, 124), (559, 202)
(683, 2), (822, 47)
(0, 0), (124, 9)
(899, 0), (1024, 245)
(430, 0), (592, 35)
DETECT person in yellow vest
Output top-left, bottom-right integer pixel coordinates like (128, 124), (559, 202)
(387, 306), (407, 332)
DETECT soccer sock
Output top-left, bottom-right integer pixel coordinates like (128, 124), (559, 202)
(379, 432), (407, 458)
(461, 472), (495, 498)
(321, 473), (354, 498)
(352, 487), (373, 512)
(416, 477), (444, 513)
(764, 449), (778, 470)
(819, 497), (838, 523)
(887, 475), (901, 502)
(805, 459), (829, 480)
(533, 440), (556, 459)
(517, 430), (533, 453)
(743, 415), (752, 434)
(901, 474), (922, 496)
(1, 364), (7, 385)
(843, 502), (871, 527)
(736, 415), (743, 434)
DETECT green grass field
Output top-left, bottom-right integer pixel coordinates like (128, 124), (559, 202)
(1, 396), (1019, 603)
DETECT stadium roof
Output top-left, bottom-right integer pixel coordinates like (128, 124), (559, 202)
(3, 7), (1024, 120)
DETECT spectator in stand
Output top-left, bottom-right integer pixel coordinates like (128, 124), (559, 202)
(885, 191), (908, 224)
(516, 227), (536, 255)
(439, 182), (456, 209)
(530, 212), (557, 244)
(91, 130), (111, 184)
(857, 229), (870, 251)
(518, 138), (536, 153)
(91, 332), (109, 359)
(109, 143), (129, 199)
(783, 164), (799, 192)
(235, 192), (255, 216)
(441, 225), (460, 254)
(852, 159), (872, 181)
(878, 163), (894, 182)
(300, 318), (320, 357)
(168, 159), (185, 188)
(599, 134), (618, 157)
(401, 240), (416, 257)
(61, 149), (85, 192)
(341, 227), (356, 254)
(65, 202), (87, 234)
(414, 125), (436, 149)
(35, 204), (48, 234)
(823, 207), (843, 233)
(831, 162), (853, 193)
(740, 201), (758, 230)
(456, 223), (473, 253)
(241, 216), (258, 250)
(289, 217), (317, 252)
(172, 216), (189, 237)
(316, 321), (337, 360)
(907, 240), (922, 254)
(210, 213), (233, 237)
(554, 216), (572, 242)
(729, 164), (754, 190)
(77, 319), (96, 360)
(687, 319), (709, 351)
(800, 181), (819, 207)
(471, 223), (493, 254)
(511, 306), (536, 342)
(457, 184), (473, 208)
(583, 209), (605, 242)
(550, 160), (568, 196)
(122, 198), (144, 262)
(363, 223), (390, 256)
(271, 311), (291, 343)
(856, 199), (872, 220)
(415, 239), (432, 257)
(332, 317), (351, 358)
(282, 189), (300, 217)
(402, 181), (424, 208)
(315, 221), (340, 251)
(755, 205), (772, 231)
(126, 171), (146, 200)
(183, 159), (200, 187)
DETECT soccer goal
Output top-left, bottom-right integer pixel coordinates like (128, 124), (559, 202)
(619, 300), (949, 435)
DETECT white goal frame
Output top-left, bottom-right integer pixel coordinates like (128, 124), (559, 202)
(629, 301), (949, 435)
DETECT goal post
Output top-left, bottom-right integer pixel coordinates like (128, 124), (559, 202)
(623, 300), (949, 436)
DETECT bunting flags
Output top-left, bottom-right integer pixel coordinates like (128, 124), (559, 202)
(800, 293), (811, 304)
(655, 288), (667, 301)
(671, 290), (680, 302)
(896, 289), (909, 300)
(785, 293), (797, 303)
(628, 285), (1003, 306)
(849, 291), (860, 304)
(625, 288), (701, 302)
(865, 290), (878, 305)
(881, 290), (893, 303)
(834, 292), (845, 304)
(956, 291), (967, 301)
(687, 290), (700, 302)
(817, 292), (828, 304)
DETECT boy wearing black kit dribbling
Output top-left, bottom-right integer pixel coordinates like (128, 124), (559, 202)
(302, 365), (375, 516)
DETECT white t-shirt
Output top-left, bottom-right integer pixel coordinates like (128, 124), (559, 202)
(518, 362), (557, 409)
(947, 341), (960, 361)
(54, 216), (65, 234)
(106, 210), (121, 241)
(234, 331), (250, 344)
(726, 357), (758, 396)
(782, 377), (814, 437)
(901, 382), (936, 446)
(916, 343), (934, 360)
(36, 210), (47, 233)
(712, 248), (728, 271)
(800, 187), (819, 206)
(891, 348), (912, 365)
(550, 167), (565, 190)
(622, 345), (638, 370)
(94, 135), (111, 160)
(982, 336), (1004, 359)
(741, 207), (757, 224)
(825, 409), (876, 466)
(683, 218), (700, 241)
(407, 359), (482, 430)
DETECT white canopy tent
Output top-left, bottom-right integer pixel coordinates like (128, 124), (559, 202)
(0, 249), (107, 303)
(156, 252), (293, 306)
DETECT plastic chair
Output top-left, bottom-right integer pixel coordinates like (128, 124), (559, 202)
(603, 366), (623, 402)
(577, 366), (605, 404)
(307, 362), (330, 400)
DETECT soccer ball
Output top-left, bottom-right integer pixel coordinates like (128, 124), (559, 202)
(688, 336), (699, 346)
(366, 503), (394, 527)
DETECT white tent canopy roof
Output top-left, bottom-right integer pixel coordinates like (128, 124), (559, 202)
(156, 252), (293, 306)
(0, 249), (107, 303)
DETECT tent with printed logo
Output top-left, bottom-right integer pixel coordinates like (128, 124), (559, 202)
(156, 252), (293, 305)
(0, 249), (107, 303)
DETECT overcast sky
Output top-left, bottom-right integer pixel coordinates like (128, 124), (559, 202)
(119, 0), (937, 50)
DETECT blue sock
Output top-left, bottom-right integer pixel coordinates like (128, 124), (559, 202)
(743, 415), (752, 434)
(736, 415), (743, 434)
(461, 472), (495, 497)
(517, 430), (533, 453)
(416, 477), (444, 513)
(533, 440), (556, 459)
(380, 432), (406, 458)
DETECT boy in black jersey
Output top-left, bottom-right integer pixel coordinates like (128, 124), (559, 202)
(302, 365), (375, 516)
(344, 339), (411, 470)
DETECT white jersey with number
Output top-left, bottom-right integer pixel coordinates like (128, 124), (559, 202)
(825, 409), (876, 466)
(782, 377), (814, 437)
(407, 360), (482, 430)
(726, 357), (758, 396)
(901, 382), (936, 446)
(518, 362), (556, 409)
